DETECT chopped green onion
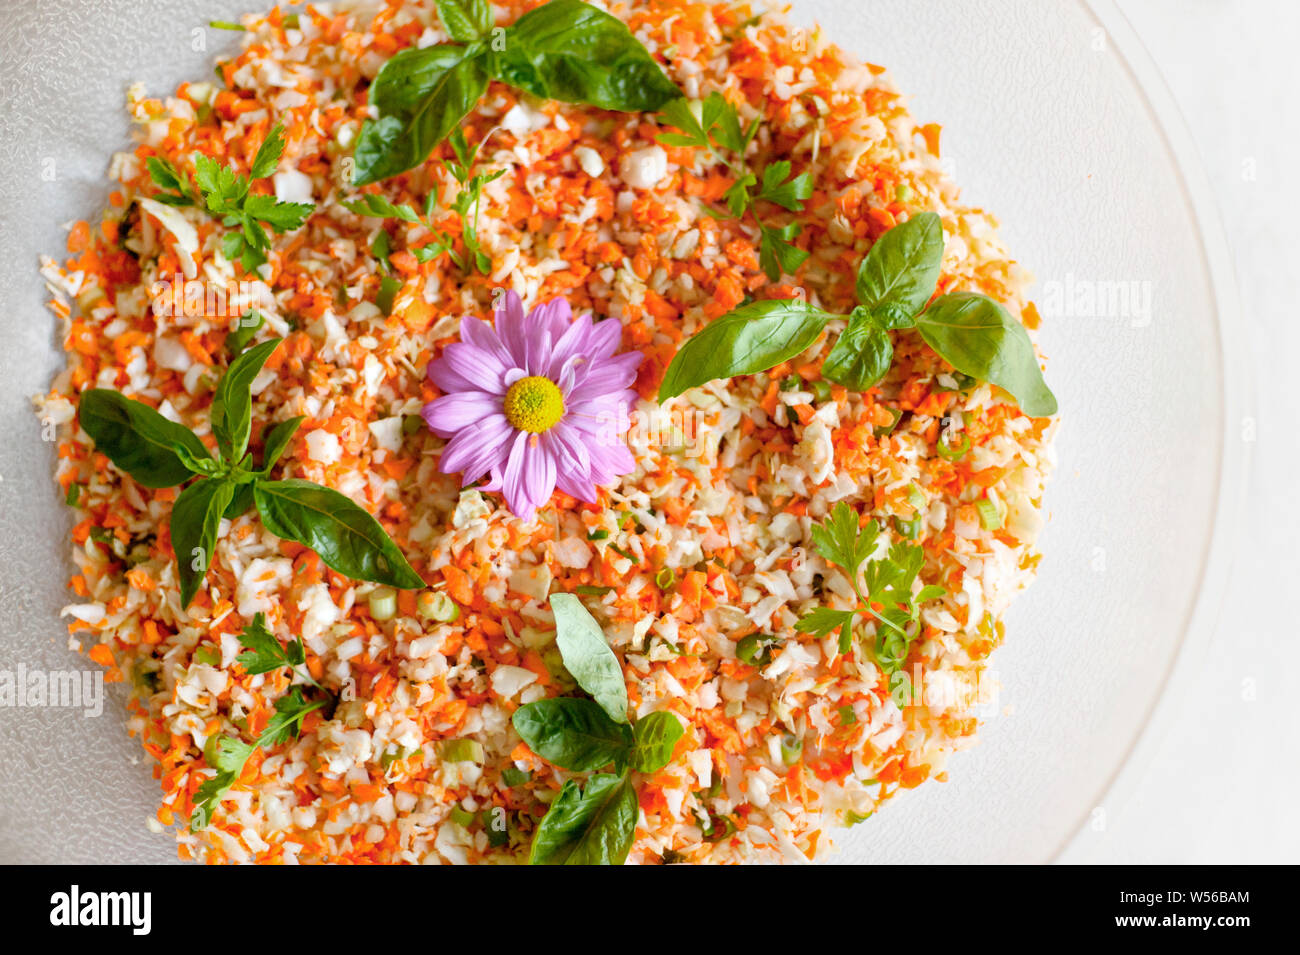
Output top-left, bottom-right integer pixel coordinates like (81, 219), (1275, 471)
(574, 585), (614, 596)
(894, 184), (912, 201)
(481, 809), (510, 847)
(907, 484), (927, 510)
(873, 406), (903, 438)
(845, 809), (874, 826)
(736, 633), (778, 666)
(418, 591), (459, 622)
(893, 515), (921, 540)
(587, 528), (610, 540)
(376, 275), (402, 315)
(609, 543), (636, 562)
(889, 671), (913, 708)
(368, 586), (397, 620)
(974, 498), (1002, 531)
(402, 414), (423, 435)
(655, 567), (675, 590)
(441, 739), (484, 763)
(209, 20), (245, 31)
(811, 378), (833, 404)
(936, 431), (970, 462)
(779, 374), (802, 391)
(65, 484), (81, 506)
(838, 705), (857, 726)
(501, 766), (530, 787)
(194, 645), (221, 666)
(779, 733), (803, 766)
(448, 804), (475, 827)
(283, 12), (300, 29)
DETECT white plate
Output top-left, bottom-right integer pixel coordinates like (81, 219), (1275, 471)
(0, 0), (1244, 863)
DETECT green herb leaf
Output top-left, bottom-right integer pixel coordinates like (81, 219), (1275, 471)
(435, 0), (493, 42)
(795, 605), (856, 655)
(190, 735), (254, 830)
(258, 686), (327, 747)
(549, 593), (628, 724)
(855, 211), (943, 329)
(225, 310), (265, 354)
(915, 291), (1057, 416)
(756, 160), (813, 212)
(757, 222), (808, 281)
(235, 611), (307, 676)
(79, 389), (213, 488)
(528, 772), (638, 865)
(171, 477), (236, 607)
(249, 122), (289, 180)
(340, 193), (421, 222)
(629, 711), (684, 773)
(253, 479), (425, 588)
(488, 0), (680, 112)
(210, 338), (281, 463)
(658, 298), (837, 401)
(146, 156), (196, 206)
(809, 502), (880, 599)
(511, 697), (633, 772)
(821, 308), (893, 390)
(258, 415), (304, 474)
(352, 44), (488, 186)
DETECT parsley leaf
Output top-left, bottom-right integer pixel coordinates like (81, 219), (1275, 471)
(798, 502), (946, 662)
(169, 123), (315, 273)
(235, 612), (310, 678)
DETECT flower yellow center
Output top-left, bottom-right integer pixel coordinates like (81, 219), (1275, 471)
(503, 376), (565, 433)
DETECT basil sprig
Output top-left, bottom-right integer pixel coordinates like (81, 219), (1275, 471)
(658, 212), (1058, 417)
(353, 0), (681, 185)
(511, 593), (684, 864)
(77, 338), (424, 607)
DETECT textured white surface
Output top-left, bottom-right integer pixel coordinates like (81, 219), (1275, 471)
(1060, 0), (1300, 864)
(0, 0), (1268, 864)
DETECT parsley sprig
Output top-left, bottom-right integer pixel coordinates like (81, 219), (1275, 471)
(795, 502), (946, 686)
(191, 613), (332, 829)
(343, 129), (504, 277)
(146, 123), (314, 272)
(657, 92), (813, 280)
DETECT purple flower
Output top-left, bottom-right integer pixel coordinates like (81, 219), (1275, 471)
(421, 291), (641, 522)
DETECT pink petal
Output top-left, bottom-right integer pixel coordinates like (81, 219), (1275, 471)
(545, 428), (598, 502)
(459, 316), (517, 371)
(439, 415), (513, 485)
(501, 431), (536, 521)
(422, 391), (503, 437)
(546, 313), (595, 380)
(568, 352), (641, 403)
(493, 291), (530, 369)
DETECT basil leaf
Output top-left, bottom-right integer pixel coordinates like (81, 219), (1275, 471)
(225, 310), (265, 354)
(916, 292), (1058, 417)
(488, 0), (680, 111)
(435, 0), (492, 42)
(210, 338), (281, 464)
(856, 211), (944, 329)
(223, 481), (256, 520)
(822, 308), (893, 390)
(171, 477), (236, 607)
(512, 698), (633, 772)
(352, 44), (488, 186)
(528, 772), (638, 865)
(253, 479), (425, 588)
(550, 593), (628, 724)
(658, 299), (837, 401)
(630, 710), (684, 773)
(258, 415), (304, 474)
(79, 389), (213, 488)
